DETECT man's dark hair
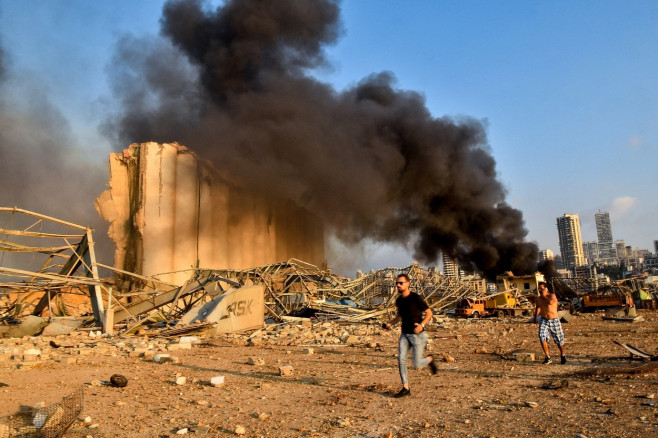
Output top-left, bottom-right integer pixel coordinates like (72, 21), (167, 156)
(538, 281), (550, 292)
(397, 273), (410, 282)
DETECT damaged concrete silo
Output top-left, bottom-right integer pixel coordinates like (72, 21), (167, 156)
(95, 142), (325, 285)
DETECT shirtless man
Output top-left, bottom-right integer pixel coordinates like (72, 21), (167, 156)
(532, 281), (566, 364)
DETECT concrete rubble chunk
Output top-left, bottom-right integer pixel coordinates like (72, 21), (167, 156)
(337, 418), (351, 427)
(513, 352), (535, 363)
(153, 353), (174, 364)
(210, 376), (225, 387)
(23, 348), (41, 361)
(248, 357), (265, 365)
(558, 310), (573, 323)
(441, 353), (455, 362)
(279, 365), (294, 376)
(343, 335), (358, 345)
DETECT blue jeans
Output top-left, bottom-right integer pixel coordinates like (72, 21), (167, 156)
(398, 331), (429, 385)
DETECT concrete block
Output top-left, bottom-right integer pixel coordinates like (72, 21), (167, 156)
(248, 357), (265, 365)
(513, 352), (535, 363)
(23, 348), (41, 361)
(210, 376), (225, 387)
(153, 353), (173, 364)
(279, 365), (294, 376)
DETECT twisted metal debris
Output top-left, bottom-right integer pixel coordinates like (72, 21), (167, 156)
(146, 259), (487, 323)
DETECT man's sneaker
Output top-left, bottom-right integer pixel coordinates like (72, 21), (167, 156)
(560, 355), (567, 364)
(542, 356), (552, 364)
(393, 387), (411, 398)
(428, 356), (438, 375)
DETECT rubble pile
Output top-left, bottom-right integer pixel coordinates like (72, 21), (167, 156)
(0, 319), (401, 371)
(2, 208), (656, 342)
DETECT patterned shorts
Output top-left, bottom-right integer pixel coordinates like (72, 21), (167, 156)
(538, 316), (565, 345)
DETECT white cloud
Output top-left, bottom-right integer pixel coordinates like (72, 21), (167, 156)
(610, 196), (638, 217)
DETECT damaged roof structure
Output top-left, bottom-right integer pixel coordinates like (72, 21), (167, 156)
(0, 201), (488, 338)
(0, 207), (105, 336)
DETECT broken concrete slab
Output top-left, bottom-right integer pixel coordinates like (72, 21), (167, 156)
(558, 310), (573, 323)
(210, 376), (225, 387)
(279, 365), (294, 376)
(42, 318), (83, 336)
(6, 316), (47, 338)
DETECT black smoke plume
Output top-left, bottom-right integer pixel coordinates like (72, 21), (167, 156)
(102, 0), (538, 279)
(0, 37), (109, 259)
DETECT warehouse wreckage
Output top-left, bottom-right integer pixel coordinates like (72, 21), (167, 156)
(0, 206), (485, 336)
(1, 207), (657, 338)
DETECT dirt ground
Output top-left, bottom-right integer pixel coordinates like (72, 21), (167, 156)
(1, 311), (657, 438)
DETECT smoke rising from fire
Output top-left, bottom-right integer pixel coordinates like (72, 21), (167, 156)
(0, 36), (108, 254)
(102, 0), (538, 279)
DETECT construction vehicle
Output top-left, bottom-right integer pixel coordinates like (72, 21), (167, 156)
(454, 290), (533, 318)
(454, 298), (487, 318)
(581, 292), (631, 311)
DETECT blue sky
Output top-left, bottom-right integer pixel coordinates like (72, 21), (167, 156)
(1, 0), (656, 273)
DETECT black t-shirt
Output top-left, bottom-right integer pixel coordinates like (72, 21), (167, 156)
(395, 292), (429, 334)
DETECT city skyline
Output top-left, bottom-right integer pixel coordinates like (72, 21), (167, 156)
(548, 210), (654, 258)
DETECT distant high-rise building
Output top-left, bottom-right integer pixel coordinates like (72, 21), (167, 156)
(654, 240), (658, 254)
(615, 240), (628, 260)
(595, 211), (616, 261)
(539, 249), (554, 263)
(583, 241), (599, 265)
(556, 214), (585, 269)
(442, 253), (460, 279)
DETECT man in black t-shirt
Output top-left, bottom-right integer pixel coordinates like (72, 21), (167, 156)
(382, 273), (437, 398)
